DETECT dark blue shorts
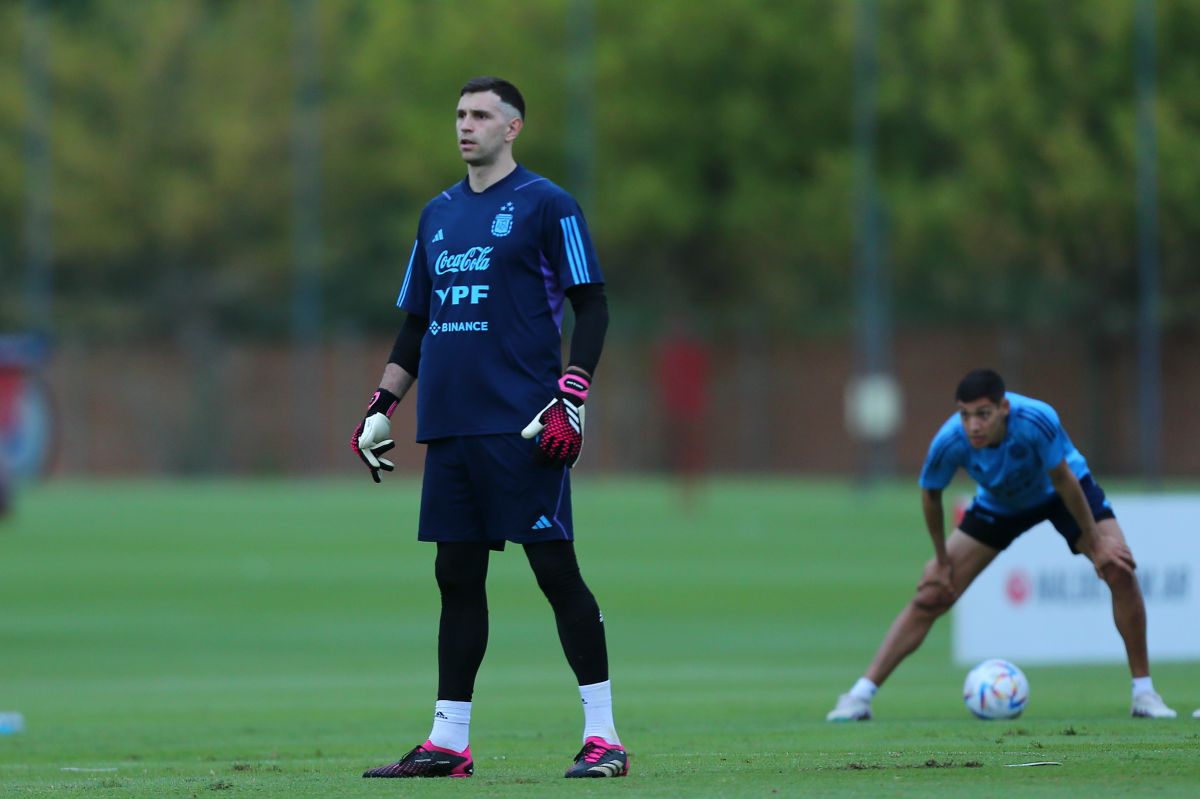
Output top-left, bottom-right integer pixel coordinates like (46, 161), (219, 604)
(418, 433), (573, 550)
(959, 475), (1115, 553)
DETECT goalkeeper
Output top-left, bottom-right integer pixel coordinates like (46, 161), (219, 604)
(350, 77), (627, 780)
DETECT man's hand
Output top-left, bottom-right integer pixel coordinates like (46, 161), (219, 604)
(918, 558), (957, 604)
(351, 388), (399, 483)
(1088, 532), (1137, 579)
(521, 372), (589, 468)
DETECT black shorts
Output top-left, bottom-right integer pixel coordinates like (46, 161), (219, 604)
(959, 475), (1116, 553)
(418, 433), (573, 551)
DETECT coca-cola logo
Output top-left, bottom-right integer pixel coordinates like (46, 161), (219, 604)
(435, 247), (493, 274)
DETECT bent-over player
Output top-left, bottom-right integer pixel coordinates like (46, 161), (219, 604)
(826, 369), (1176, 721)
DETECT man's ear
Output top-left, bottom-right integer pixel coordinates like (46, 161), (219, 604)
(505, 116), (524, 143)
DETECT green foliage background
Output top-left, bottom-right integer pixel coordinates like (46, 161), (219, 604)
(1, 0), (1198, 338)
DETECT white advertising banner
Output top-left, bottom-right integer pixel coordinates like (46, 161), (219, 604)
(953, 494), (1199, 665)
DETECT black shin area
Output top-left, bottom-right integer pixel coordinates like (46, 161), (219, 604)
(523, 540), (609, 685)
(434, 542), (491, 701)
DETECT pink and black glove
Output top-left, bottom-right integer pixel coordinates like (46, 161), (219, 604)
(521, 372), (589, 468)
(351, 388), (399, 483)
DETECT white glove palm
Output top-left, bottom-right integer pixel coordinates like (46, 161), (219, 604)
(352, 410), (395, 483)
(359, 411), (393, 459)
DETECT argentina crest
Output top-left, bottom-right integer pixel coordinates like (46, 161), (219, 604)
(491, 202), (515, 237)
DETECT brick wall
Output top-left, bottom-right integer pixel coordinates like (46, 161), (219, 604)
(45, 327), (1200, 477)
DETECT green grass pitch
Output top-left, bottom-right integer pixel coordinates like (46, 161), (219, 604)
(0, 478), (1197, 797)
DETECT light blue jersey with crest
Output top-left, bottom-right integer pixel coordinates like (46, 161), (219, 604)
(918, 392), (1090, 514)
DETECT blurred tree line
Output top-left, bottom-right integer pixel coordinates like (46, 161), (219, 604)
(0, 0), (1197, 343)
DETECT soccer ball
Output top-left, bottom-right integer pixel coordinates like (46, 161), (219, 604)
(962, 659), (1029, 720)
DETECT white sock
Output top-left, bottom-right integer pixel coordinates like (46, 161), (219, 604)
(1132, 676), (1155, 698)
(579, 680), (619, 745)
(850, 677), (878, 701)
(428, 700), (471, 752)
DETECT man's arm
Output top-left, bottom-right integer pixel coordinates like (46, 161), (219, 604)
(1047, 460), (1097, 539)
(350, 313), (426, 482)
(381, 311), (426, 396)
(919, 487), (956, 599)
(378, 362), (416, 401)
(521, 285), (608, 467)
(1048, 460), (1135, 575)
(921, 487), (949, 562)
(368, 311), (425, 409)
(564, 283), (608, 377)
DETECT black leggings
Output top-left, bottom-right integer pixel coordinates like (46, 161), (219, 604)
(434, 540), (609, 701)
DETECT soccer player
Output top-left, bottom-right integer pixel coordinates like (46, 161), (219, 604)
(826, 368), (1177, 721)
(351, 77), (627, 778)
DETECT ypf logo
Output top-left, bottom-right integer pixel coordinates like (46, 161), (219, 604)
(1005, 569), (1032, 606)
(491, 202), (514, 237)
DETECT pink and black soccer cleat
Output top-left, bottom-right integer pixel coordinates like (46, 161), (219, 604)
(362, 740), (473, 778)
(564, 736), (629, 778)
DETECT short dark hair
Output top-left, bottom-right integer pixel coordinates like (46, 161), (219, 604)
(955, 368), (1006, 404)
(460, 76), (525, 119)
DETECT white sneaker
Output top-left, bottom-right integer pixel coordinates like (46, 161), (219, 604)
(1131, 691), (1177, 718)
(826, 693), (872, 721)
(1192, 708), (1199, 719)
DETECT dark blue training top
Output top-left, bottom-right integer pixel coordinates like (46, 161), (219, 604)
(919, 392), (1091, 514)
(396, 165), (605, 442)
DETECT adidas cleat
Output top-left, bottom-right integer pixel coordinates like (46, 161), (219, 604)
(1131, 691), (1177, 719)
(564, 736), (629, 778)
(362, 740), (473, 778)
(826, 692), (873, 721)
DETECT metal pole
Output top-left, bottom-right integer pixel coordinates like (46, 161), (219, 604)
(851, 0), (896, 482)
(291, 0), (324, 471)
(1135, 0), (1161, 483)
(22, 0), (53, 333)
(566, 0), (595, 211)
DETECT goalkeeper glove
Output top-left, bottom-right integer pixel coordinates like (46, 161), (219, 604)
(521, 372), (589, 468)
(351, 388), (399, 483)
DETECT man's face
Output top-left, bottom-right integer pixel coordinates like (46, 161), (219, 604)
(957, 396), (1010, 448)
(456, 91), (521, 166)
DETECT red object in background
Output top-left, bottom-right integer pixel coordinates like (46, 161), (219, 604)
(654, 325), (712, 481)
(0, 334), (56, 486)
(0, 369), (22, 430)
(1005, 569), (1032, 606)
(0, 368), (16, 517)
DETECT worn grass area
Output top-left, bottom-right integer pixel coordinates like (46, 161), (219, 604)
(1, 478), (1196, 797)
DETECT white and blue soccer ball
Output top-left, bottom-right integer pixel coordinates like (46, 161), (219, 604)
(963, 659), (1029, 720)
